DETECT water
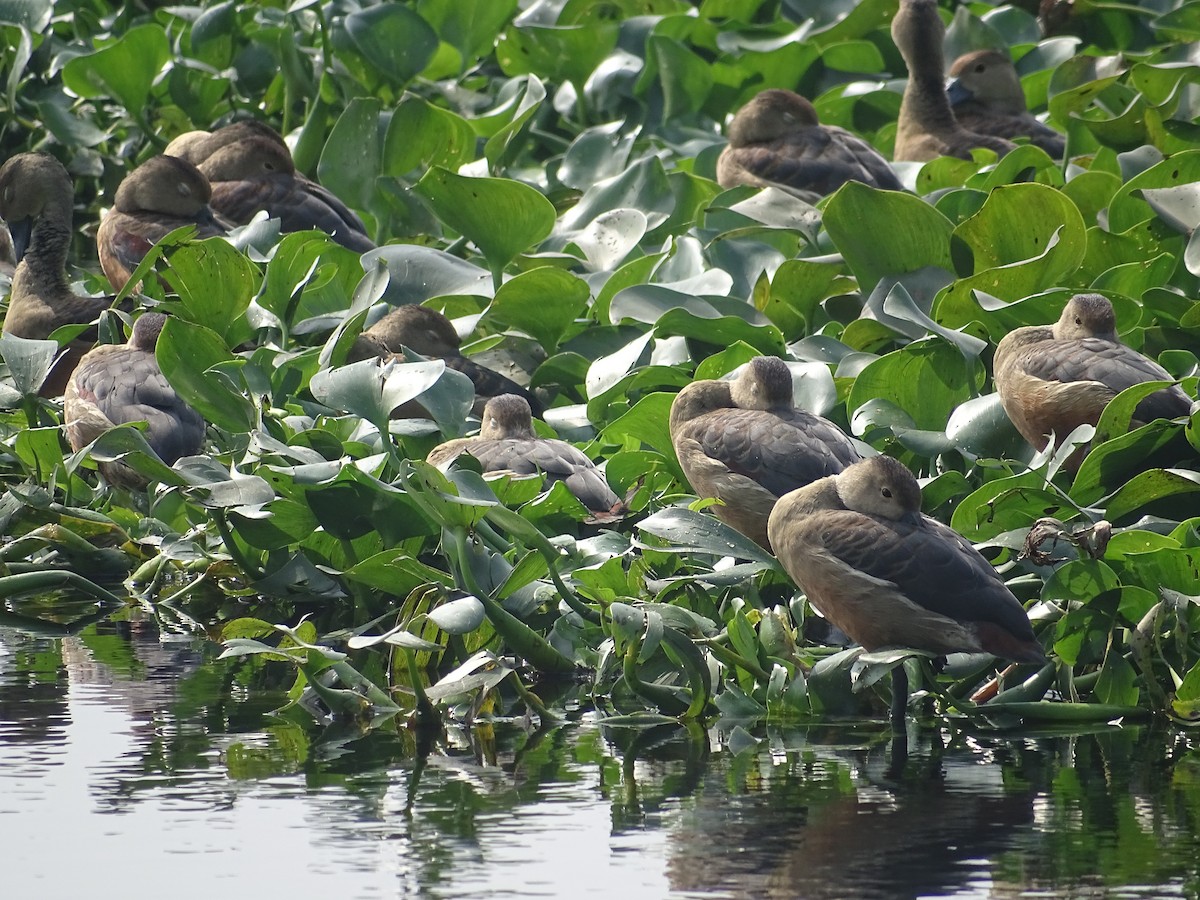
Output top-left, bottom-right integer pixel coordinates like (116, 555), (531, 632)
(2, 618), (1200, 900)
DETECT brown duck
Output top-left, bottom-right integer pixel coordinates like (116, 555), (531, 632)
(349, 305), (542, 417)
(947, 50), (1066, 158)
(767, 455), (1046, 724)
(994, 293), (1193, 458)
(65, 312), (205, 489)
(717, 90), (903, 201)
(892, 0), (1017, 161)
(0, 152), (116, 395)
(166, 121), (374, 252)
(427, 394), (623, 518)
(96, 155), (230, 292)
(670, 356), (862, 549)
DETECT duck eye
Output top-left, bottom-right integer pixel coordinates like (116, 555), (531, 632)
(975, 63), (985, 73)
(882, 488), (893, 499)
(1075, 316), (1082, 325)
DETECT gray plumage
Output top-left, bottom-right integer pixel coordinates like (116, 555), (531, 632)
(427, 394), (622, 517)
(994, 293), (1193, 460)
(947, 50), (1065, 158)
(671, 356), (861, 548)
(768, 455), (1045, 663)
(717, 90), (902, 201)
(65, 313), (205, 488)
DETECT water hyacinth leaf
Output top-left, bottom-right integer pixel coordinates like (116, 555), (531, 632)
(343, 549), (454, 594)
(564, 208), (648, 272)
(1108, 151), (1200, 233)
(946, 392), (1025, 460)
(559, 122), (637, 192)
(364, 244), (493, 306)
(559, 156), (674, 233)
(602, 392), (679, 468)
(951, 182), (1087, 282)
(489, 267), (589, 352)
(76, 425), (187, 486)
(344, 4), (438, 84)
(163, 239), (258, 342)
(483, 74), (546, 171)
(157, 318), (256, 433)
(318, 97), (382, 212)
(0, 333), (57, 396)
(847, 338), (978, 432)
(497, 21), (619, 90)
(823, 181), (954, 293)
(384, 94), (476, 175)
(309, 358), (445, 427)
(416, 167), (556, 277)
(635, 506), (776, 564)
(61, 23), (169, 112)
(586, 329), (654, 398)
(425, 650), (512, 702)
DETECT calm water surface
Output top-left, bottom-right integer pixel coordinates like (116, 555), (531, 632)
(2, 618), (1199, 900)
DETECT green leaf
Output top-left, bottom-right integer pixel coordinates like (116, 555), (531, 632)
(157, 318), (255, 433)
(848, 338), (979, 433)
(635, 506), (776, 564)
(383, 94), (476, 176)
(163, 238), (258, 343)
(415, 167), (556, 277)
(318, 98), (382, 212)
(489, 267), (588, 352)
(62, 24), (170, 112)
(823, 181), (954, 293)
(344, 5), (438, 83)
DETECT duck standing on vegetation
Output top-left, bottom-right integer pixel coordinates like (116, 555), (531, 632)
(717, 90), (903, 200)
(427, 394), (624, 518)
(891, 0), (1017, 161)
(994, 293), (1194, 460)
(767, 455), (1046, 726)
(65, 312), (205, 489)
(947, 50), (1066, 158)
(350, 305), (542, 416)
(0, 152), (117, 395)
(166, 121), (374, 252)
(96, 155), (230, 292)
(670, 356), (861, 549)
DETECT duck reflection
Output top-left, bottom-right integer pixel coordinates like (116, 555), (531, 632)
(664, 728), (1038, 899)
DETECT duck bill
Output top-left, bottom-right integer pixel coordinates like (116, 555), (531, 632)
(945, 78), (972, 107)
(9, 217), (32, 261)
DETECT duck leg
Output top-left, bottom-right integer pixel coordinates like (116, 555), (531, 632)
(890, 664), (909, 732)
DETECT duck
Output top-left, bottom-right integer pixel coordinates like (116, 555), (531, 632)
(165, 121), (374, 252)
(0, 152), (116, 395)
(891, 0), (1017, 162)
(670, 356), (862, 549)
(947, 50), (1066, 158)
(96, 155), (230, 292)
(716, 90), (903, 201)
(993, 293), (1193, 460)
(427, 393), (623, 518)
(348, 305), (542, 417)
(64, 312), (205, 489)
(766, 455), (1046, 727)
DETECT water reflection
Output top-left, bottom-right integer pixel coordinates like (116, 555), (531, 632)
(1, 618), (1200, 899)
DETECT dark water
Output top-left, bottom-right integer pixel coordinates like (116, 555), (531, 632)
(2, 618), (1199, 900)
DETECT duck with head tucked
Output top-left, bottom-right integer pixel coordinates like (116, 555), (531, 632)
(349, 305), (542, 417)
(947, 50), (1066, 158)
(427, 394), (623, 519)
(670, 356), (862, 549)
(96, 155), (230, 293)
(166, 120), (374, 252)
(891, 0), (1017, 161)
(717, 89), (903, 201)
(767, 455), (1046, 726)
(0, 152), (117, 395)
(65, 312), (205, 489)
(993, 293), (1194, 461)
